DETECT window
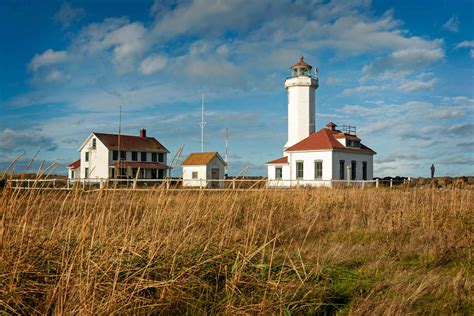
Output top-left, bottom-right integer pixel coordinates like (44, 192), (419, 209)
(347, 140), (360, 148)
(131, 152), (138, 161)
(141, 169), (145, 179)
(92, 138), (96, 148)
(71, 170), (75, 178)
(120, 151), (126, 160)
(275, 167), (283, 179)
(296, 161), (304, 179)
(192, 171), (198, 179)
(84, 167), (89, 178)
(113, 150), (118, 160)
(339, 160), (345, 180)
(351, 161), (357, 180)
(362, 161), (367, 180)
(141, 152), (147, 162)
(314, 161), (323, 179)
(151, 169), (157, 179)
(85, 152), (89, 162)
(151, 153), (157, 162)
(132, 168), (138, 178)
(158, 153), (164, 162)
(110, 168), (115, 179)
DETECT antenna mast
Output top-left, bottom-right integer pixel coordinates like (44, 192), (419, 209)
(117, 105), (122, 178)
(199, 93), (206, 152)
(225, 128), (228, 176)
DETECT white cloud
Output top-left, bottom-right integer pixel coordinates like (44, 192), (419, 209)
(0, 128), (58, 151)
(54, 2), (85, 28)
(44, 70), (68, 82)
(361, 47), (444, 79)
(342, 85), (381, 96)
(456, 40), (474, 48)
(29, 49), (68, 72)
(139, 54), (167, 75)
(442, 15), (459, 32)
(73, 18), (149, 72)
(399, 78), (437, 92)
(455, 41), (474, 58)
(325, 77), (341, 85)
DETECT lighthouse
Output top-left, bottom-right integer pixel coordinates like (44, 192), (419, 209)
(284, 56), (319, 149)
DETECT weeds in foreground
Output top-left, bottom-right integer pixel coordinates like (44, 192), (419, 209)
(1, 187), (473, 314)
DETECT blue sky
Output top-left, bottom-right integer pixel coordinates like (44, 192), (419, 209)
(0, 0), (473, 177)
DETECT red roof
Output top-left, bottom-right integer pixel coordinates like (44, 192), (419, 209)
(94, 133), (169, 153)
(292, 56), (312, 68)
(267, 156), (288, 164)
(333, 133), (361, 141)
(285, 128), (376, 154)
(112, 161), (169, 169)
(68, 159), (80, 169)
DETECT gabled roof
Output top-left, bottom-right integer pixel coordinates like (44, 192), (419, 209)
(181, 152), (226, 166)
(266, 156), (288, 164)
(285, 128), (376, 154)
(93, 133), (169, 153)
(67, 159), (80, 169)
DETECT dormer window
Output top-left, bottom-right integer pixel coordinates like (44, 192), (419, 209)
(92, 138), (96, 149)
(347, 140), (361, 148)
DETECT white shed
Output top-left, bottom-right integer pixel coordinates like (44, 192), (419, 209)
(182, 152), (226, 188)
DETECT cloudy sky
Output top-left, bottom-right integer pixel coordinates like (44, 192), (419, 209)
(1, 0), (473, 177)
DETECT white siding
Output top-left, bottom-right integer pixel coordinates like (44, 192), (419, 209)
(80, 135), (109, 179)
(182, 165), (207, 187)
(284, 76), (317, 148)
(288, 151), (333, 181)
(182, 156), (226, 188)
(332, 152), (373, 180)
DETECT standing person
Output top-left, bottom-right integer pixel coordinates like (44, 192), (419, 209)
(430, 164), (435, 179)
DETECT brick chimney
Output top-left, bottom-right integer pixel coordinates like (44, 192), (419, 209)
(140, 128), (146, 137)
(326, 122), (337, 131)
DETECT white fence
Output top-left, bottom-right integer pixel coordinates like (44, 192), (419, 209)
(6, 178), (400, 191)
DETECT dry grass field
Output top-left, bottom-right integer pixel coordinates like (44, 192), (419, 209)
(1, 185), (473, 314)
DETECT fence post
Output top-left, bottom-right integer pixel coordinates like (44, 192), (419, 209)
(390, 179), (393, 189)
(232, 179), (235, 189)
(376, 179), (379, 188)
(100, 179), (104, 189)
(133, 179), (137, 189)
(166, 179), (170, 189)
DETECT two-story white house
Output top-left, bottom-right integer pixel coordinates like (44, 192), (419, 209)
(67, 129), (169, 181)
(267, 57), (376, 186)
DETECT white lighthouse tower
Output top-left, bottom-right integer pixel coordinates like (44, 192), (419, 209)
(284, 56), (319, 149)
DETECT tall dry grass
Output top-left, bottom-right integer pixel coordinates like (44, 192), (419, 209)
(1, 186), (473, 314)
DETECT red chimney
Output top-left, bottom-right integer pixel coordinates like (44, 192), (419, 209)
(326, 122), (337, 131)
(140, 129), (146, 137)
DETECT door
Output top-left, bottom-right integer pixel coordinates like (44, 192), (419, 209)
(211, 168), (220, 188)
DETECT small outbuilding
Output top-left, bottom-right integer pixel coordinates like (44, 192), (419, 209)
(182, 152), (226, 188)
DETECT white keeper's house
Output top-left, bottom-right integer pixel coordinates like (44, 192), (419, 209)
(267, 57), (376, 186)
(67, 129), (169, 181)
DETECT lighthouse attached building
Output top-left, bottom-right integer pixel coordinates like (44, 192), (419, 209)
(267, 57), (376, 186)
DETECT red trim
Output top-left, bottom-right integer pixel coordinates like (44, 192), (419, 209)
(68, 159), (80, 169)
(267, 156), (288, 164)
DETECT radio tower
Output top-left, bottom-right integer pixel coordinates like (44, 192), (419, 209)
(199, 93), (206, 152)
(225, 128), (228, 176)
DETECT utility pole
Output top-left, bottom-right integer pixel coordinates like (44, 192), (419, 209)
(199, 93), (206, 152)
(225, 128), (228, 176)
